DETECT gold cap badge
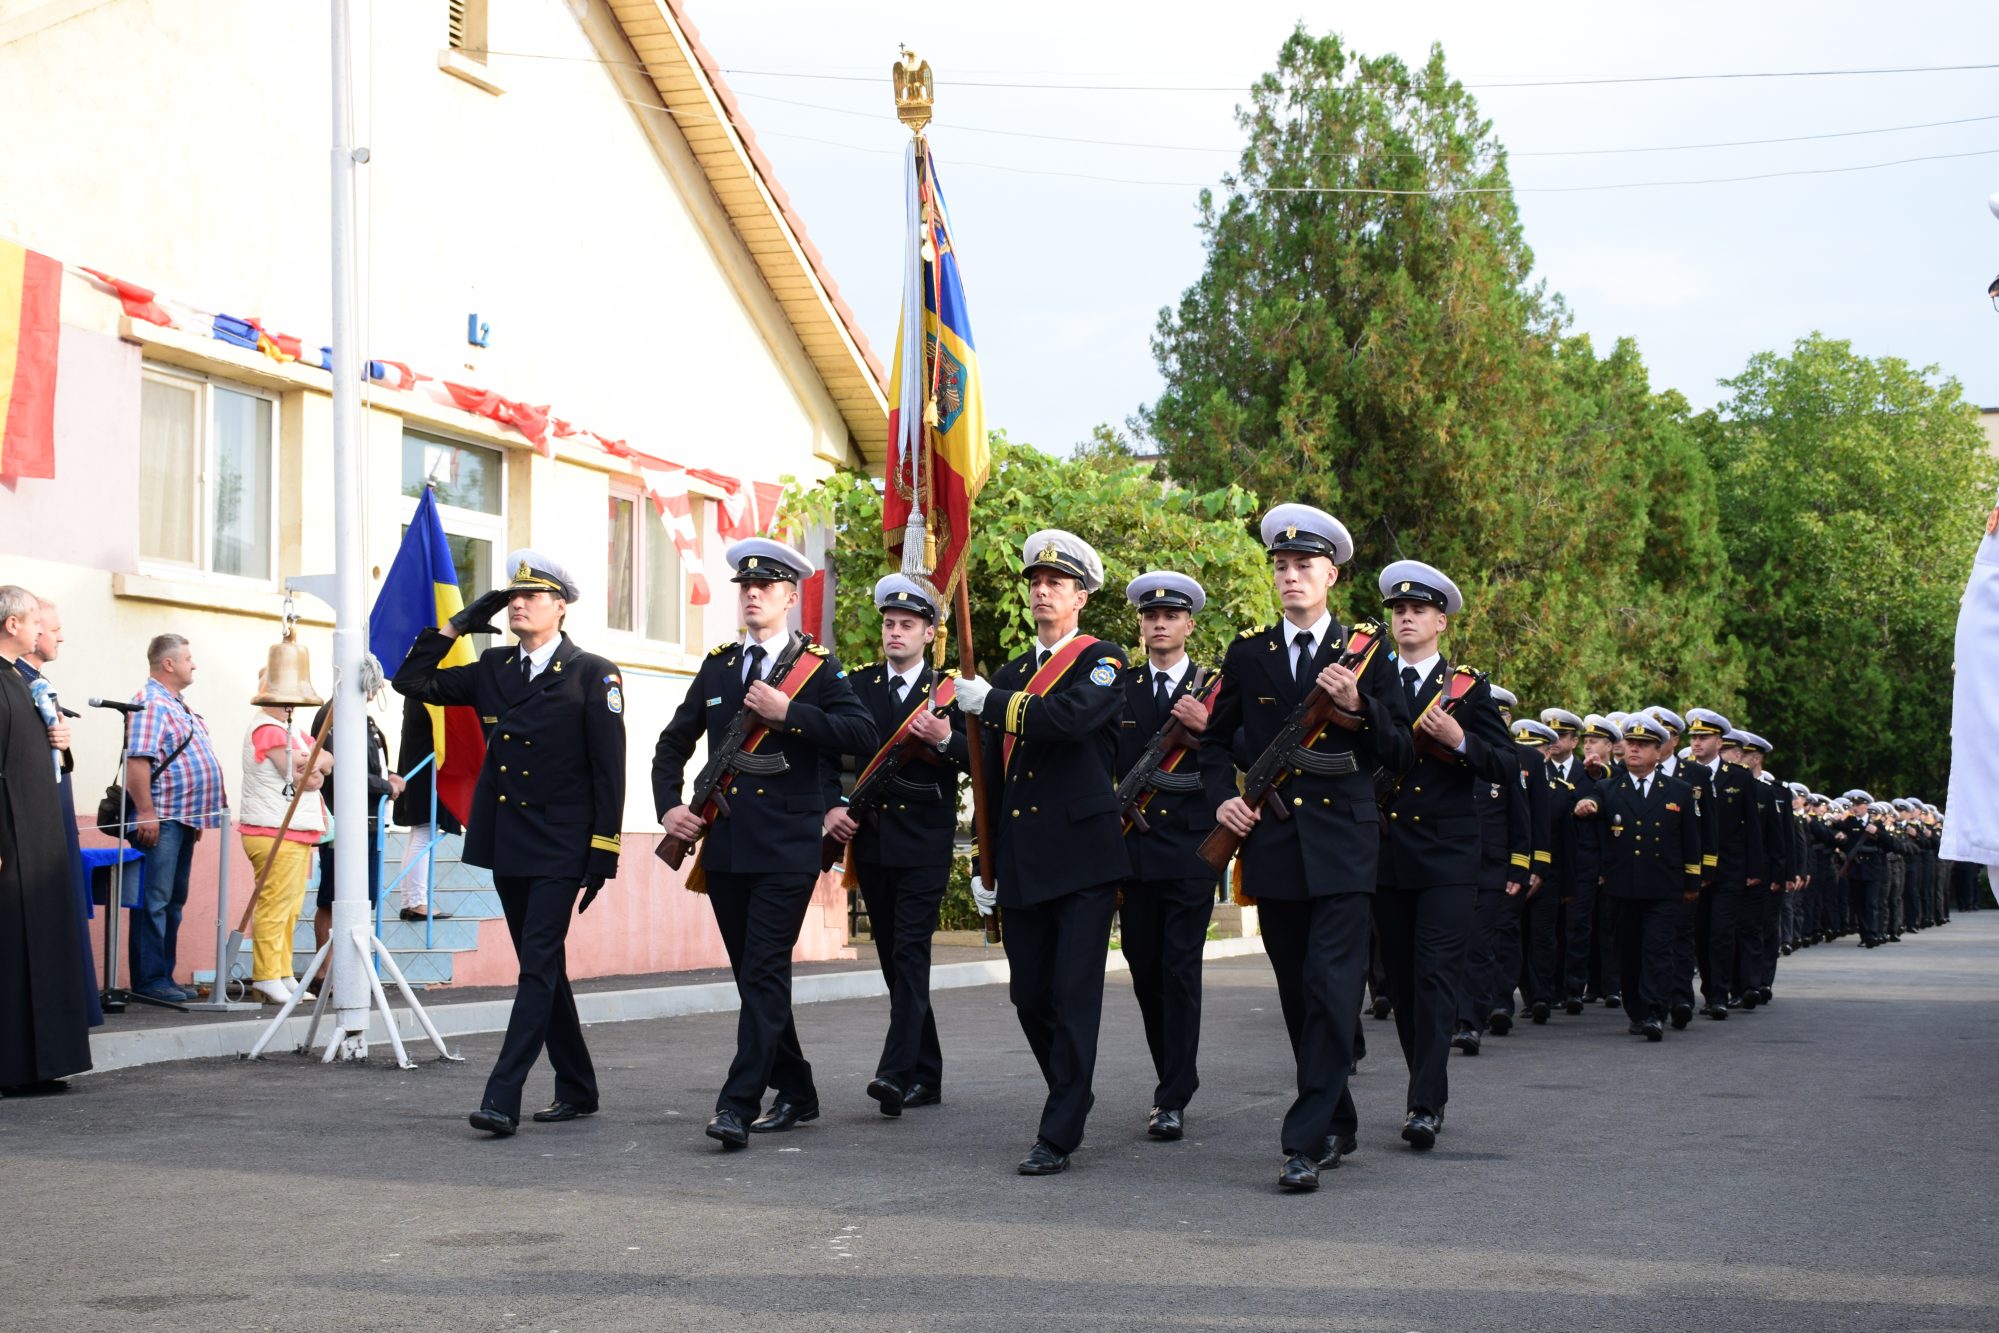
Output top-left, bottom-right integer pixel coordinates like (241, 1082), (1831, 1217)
(516, 560), (532, 582)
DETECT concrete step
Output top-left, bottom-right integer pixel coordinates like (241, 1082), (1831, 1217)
(286, 915), (481, 952)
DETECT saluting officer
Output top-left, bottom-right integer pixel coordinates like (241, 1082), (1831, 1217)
(1375, 560), (1514, 1149)
(1574, 714), (1701, 1041)
(393, 550), (625, 1137)
(1205, 505), (1414, 1192)
(653, 538), (876, 1151)
(1683, 708), (1762, 1023)
(1115, 571), (1223, 1143)
(825, 574), (967, 1118)
(953, 530), (1129, 1177)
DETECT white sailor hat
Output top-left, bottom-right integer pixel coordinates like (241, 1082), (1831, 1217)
(874, 573), (940, 622)
(1021, 529), (1105, 592)
(1868, 801), (1893, 816)
(1540, 707), (1584, 736)
(1841, 788), (1872, 803)
(1512, 719), (1558, 747)
(1685, 708), (1732, 737)
(1677, 745), (1693, 761)
(1786, 781), (1809, 796)
(1737, 731), (1772, 754)
(1646, 705), (1686, 735)
(1580, 713), (1617, 741)
(1891, 797), (1913, 811)
(1126, 570), (1206, 614)
(1622, 714), (1671, 746)
(1721, 728), (1749, 747)
(1606, 711), (1629, 733)
(1259, 504), (1353, 563)
(1489, 684), (1518, 709)
(1379, 560), (1463, 615)
(726, 536), (814, 584)
(503, 548), (582, 603)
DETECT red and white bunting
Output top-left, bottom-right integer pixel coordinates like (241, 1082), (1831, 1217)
(640, 464), (711, 606)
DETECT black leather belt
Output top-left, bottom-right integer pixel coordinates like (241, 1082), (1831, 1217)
(1285, 747), (1359, 777)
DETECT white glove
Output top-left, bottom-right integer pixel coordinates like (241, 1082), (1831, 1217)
(970, 874), (997, 915)
(954, 674), (992, 715)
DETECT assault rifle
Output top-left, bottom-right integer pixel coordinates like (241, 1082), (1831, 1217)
(819, 678), (959, 873)
(657, 632), (814, 870)
(1116, 667), (1220, 834)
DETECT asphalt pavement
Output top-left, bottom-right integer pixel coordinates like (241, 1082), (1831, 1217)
(4, 914), (1996, 1332)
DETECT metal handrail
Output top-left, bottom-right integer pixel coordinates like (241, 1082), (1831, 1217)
(374, 752), (439, 954)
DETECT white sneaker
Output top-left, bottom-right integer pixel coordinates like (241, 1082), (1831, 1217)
(251, 979), (292, 1004)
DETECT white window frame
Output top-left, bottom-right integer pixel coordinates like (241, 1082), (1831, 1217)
(605, 478), (696, 652)
(397, 427), (507, 596)
(138, 363), (280, 589)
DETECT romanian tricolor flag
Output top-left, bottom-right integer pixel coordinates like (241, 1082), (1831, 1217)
(0, 240), (60, 481)
(368, 487), (485, 825)
(884, 141), (989, 600)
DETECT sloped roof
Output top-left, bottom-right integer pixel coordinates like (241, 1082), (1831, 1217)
(605, 0), (888, 465)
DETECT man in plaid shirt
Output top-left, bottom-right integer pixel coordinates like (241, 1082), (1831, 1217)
(123, 634), (226, 1001)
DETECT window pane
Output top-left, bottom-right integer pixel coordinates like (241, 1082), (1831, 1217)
(607, 496), (636, 633)
(402, 429), (502, 514)
(139, 377), (199, 565)
(401, 526), (490, 600)
(642, 502), (681, 643)
(211, 387), (272, 578)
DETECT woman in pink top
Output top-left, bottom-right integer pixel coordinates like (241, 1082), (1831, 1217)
(236, 671), (331, 1005)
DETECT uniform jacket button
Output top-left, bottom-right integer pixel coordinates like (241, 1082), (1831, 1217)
(755, 788), (765, 795)
(1011, 809), (1021, 817)
(499, 765), (507, 773)
(1031, 805), (1039, 814)
(498, 795), (507, 803)
(501, 733), (510, 740)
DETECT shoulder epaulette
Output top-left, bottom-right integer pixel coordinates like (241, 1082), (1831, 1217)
(808, 643), (830, 657)
(709, 641), (733, 657)
(1454, 664), (1479, 676)
(1238, 626), (1261, 640)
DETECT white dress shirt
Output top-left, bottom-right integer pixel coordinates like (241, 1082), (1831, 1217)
(740, 626), (790, 681)
(516, 637), (559, 682)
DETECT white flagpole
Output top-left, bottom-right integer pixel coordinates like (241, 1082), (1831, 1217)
(1940, 492), (1999, 870)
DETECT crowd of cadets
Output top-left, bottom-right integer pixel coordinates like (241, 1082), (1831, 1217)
(429, 510), (1971, 1194)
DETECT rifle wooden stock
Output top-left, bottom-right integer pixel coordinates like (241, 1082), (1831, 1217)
(1196, 686), (1342, 875)
(1116, 670), (1219, 834)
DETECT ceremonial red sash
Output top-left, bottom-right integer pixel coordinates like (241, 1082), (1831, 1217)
(854, 675), (959, 785)
(1302, 623), (1384, 746)
(1000, 635), (1100, 770)
(1124, 669), (1222, 830)
(685, 650), (828, 894)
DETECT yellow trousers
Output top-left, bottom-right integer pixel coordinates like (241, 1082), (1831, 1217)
(242, 835), (313, 982)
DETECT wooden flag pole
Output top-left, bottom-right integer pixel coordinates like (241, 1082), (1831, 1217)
(952, 576), (999, 943)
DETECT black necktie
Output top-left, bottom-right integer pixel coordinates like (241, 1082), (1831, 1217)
(1292, 631), (1314, 686)
(519, 654), (532, 684)
(1037, 649), (1050, 671)
(1401, 665), (1420, 701)
(1154, 670), (1171, 714)
(744, 643), (766, 684)
(890, 675), (907, 707)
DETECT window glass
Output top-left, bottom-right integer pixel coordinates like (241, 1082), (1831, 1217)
(642, 506), (681, 643)
(211, 386), (272, 578)
(139, 376), (199, 565)
(607, 495), (637, 633)
(402, 430), (502, 514)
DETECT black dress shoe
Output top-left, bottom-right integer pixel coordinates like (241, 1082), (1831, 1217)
(1736, 991), (1759, 1011)
(1642, 1018), (1664, 1042)
(1670, 1004), (1693, 1030)
(1487, 1010), (1513, 1036)
(1756, 986), (1773, 1005)
(1017, 1139), (1069, 1175)
(1627, 1020), (1649, 1036)
(1278, 1153), (1320, 1191)
(866, 1078), (905, 1117)
(1706, 1002), (1728, 1020)
(706, 1109), (749, 1149)
(399, 906), (454, 921)
(1401, 1110), (1440, 1151)
(1531, 1000), (1551, 1025)
(1604, 992), (1622, 1008)
(749, 1098), (820, 1133)
(1147, 1107), (1184, 1140)
(468, 1107), (517, 1137)
(1317, 1133), (1357, 1170)
(1564, 997), (1585, 1016)
(0, 1079), (70, 1097)
(901, 1083), (941, 1108)
(1370, 996), (1392, 1020)
(1451, 1026), (1481, 1055)
(531, 1100), (597, 1123)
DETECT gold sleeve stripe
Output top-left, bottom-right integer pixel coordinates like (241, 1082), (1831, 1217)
(1702, 855), (1718, 866)
(1006, 692), (1030, 735)
(1684, 864), (1700, 875)
(590, 835), (621, 853)
(1533, 850), (1553, 864)
(1509, 853), (1531, 868)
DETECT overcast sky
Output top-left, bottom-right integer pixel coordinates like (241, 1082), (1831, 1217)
(671, 2), (1999, 455)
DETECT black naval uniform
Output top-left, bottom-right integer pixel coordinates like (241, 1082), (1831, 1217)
(1542, 754), (1599, 1008)
(977, 633), (1130, 1157)
(1463, 748), (1533, 1037)
(1512, 746), (1564, 1017)
(1744, 773), (1794, 998)
(1695, 756), (1765, 1011)
(394, 628), (626, 1121)
(1377, 660), (1513, 1118)
(1203, 619), (1414, 1158)
(652, 631), (876, 1123)
(841, 660), (967, 1099)
(1115, 657), (1222, 1117)
(1662, 754), (1718, 1016)
(1583, 768), (1702, 1028)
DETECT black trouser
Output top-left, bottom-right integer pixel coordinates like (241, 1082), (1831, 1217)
(1673, 886), (1704, 1010)
(1488, 890), (1524, 1018)
(1705, 884), (1748, 1004)
(1259, 892), (1368, 1155)
(706, 870), (818, 1119)
(1004, 881), (1118, 1155)
(1616, 897), (1682, 1024)
(858, 861), (947, 1093)
(485, 876), (595, 1120)
(1854, 860), (1885, 942)
(1374, 882), (1474, 1116)
(1592, 883), (1622, 997)
(1119, 876), (1214, 1112)
(1518, 882), (1559, 1010)
(1746, 889), (1780, 990)
(1459, 886), (1511, 1026)
(1561, 882), (1596, 999)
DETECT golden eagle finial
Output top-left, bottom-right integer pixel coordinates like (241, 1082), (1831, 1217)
(892, 46), (934, 134)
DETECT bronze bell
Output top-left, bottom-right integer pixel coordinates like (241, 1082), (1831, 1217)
(253, 623), (323, 707)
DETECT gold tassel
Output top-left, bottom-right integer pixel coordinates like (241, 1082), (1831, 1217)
(683, 842), (709, 896)
(1231, 857), (1255, 907)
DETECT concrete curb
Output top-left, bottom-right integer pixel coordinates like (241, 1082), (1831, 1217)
(86, 934), (1266, 1074)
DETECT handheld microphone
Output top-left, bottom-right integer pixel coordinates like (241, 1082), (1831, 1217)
(89, 697), (144, 714)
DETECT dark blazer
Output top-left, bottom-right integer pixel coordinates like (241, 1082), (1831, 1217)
(1476, 756), (1533, 886)
(1542, 762), (1599, 899)
(1377, 660), (1514, 891)
(1582, 770), (1702, 901)
(975, 636), (1130, 906)
(1692, 758), (1764, 885)
(1116, 659), (1223, 883)
(1661, 753), (1718, 875)
(651, 632), (876, 878)
(1755, 773), (1794, 884)
(393, 628), (625, 880)
(1201, 619), (1414, 900)
(840, 661), (967, 869)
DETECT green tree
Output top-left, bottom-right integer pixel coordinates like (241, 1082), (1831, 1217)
(1698, 333), (1995, 797)
(783, 433), (1274, 672)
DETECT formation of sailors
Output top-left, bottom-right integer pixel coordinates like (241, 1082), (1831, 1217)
(418, 507), (1960, 1194)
